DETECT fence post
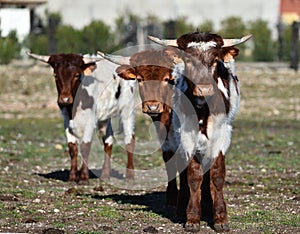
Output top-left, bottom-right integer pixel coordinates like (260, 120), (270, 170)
(290, 21), (299, 71)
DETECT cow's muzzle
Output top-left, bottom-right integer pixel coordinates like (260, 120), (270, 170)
(193, 84), (214, 97)
(58, 95), (73, 105)
(142, 101), (163, 116)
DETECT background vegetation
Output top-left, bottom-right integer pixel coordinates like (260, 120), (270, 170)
(0, 12), (297, 64)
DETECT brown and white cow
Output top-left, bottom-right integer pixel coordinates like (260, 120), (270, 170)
(27, 52), (136, 184)
(149, 32), (251, 232)
(99, 49), (188, 208)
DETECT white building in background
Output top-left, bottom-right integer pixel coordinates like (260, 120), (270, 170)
(0, 0), (47, 41)
(35, 0), (280, 38)
(0, 8), (30, 41)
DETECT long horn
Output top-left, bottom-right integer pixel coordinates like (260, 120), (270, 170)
(26, 51), (50, 63)
(97, 51), (130, 65)
(222, 34), (252, 47)
(82, 54), (103, 64)
(147, 35), (178, 47)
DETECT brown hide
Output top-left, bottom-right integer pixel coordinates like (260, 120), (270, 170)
(172, 32), (232, 115)
(47, 54), (95, 109)
(116, 49), (174, 117)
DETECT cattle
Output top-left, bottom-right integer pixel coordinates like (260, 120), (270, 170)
(98, 49), (188, 208)
(149, 32), (252, 232)
(27, 52), (136, 184)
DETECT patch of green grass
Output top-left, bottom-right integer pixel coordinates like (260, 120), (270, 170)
(96, 206), (120, 219)
(53, 222), (66, 229)
(229, 119), (300, 172)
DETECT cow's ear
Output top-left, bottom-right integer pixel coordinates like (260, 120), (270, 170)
(222, 47), (240, 62)
(82, 63), (97, 76)
(116, 65), (136, 80)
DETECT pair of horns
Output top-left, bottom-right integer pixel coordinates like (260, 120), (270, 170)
(98, 34), (252, 66)
(147, 34), (253, 48)
(26, 51), (102, 64)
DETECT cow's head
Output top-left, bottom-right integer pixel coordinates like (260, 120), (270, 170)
(149, 32), (251, 108)
(27, 52), (100, 107)
(98, 50), (174, 117)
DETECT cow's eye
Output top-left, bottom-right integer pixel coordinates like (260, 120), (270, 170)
(136, 75), (142, 82)
(53, 74), (58, 80)
(74, 73), (81, 80)
(212, 57), (219, 67)
(163, 77), (169, 82)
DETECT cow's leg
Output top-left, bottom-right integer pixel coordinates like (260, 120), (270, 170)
(100, 121), (113, 180)
(210, 151), (229, 232)
(118, 79), (136, 180)
(200, 170), (213, 225)
(162, 150), (178, 206)
(79, 141), (91, 184)
(185, 156), (203, 232)
(68, 142), (78, 182)
(176, 167), (189, 222)
(101, 141), (112, 180)
(175, 154), (189, 221)
(64, 123), (79, 183)
(125, 135), (135, 180)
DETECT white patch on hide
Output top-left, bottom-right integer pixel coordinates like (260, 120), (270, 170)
(217, 77), (229, 99)
(187, 41), (217, 51)
(65, 127), (77, 144)
(104, 135), (114, 146)
(206, 114), (232, 158)
(224, 60), (236, 76)
(228, 78), (240, 122)
(60, 107), (77, 144)
(117, 79), (136, 145)
(71, 59), (136, 150)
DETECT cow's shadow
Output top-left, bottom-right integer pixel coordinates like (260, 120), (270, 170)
(37, 170), (213, 228)
(91, 191), (180, 223)
(37, 168), (124, 182)
(36, 169), (179, 223)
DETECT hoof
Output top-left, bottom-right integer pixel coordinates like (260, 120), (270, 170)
(126, 169), (135, 180)
(100, 174), (110, 181)
(68, 180), (78, 186)
(68, 174), (78, 183)
(100, 170), (110, 181)
(213, 223), (230, 232)
(184, 222), (200, 232)
(78, 179), (89, 185)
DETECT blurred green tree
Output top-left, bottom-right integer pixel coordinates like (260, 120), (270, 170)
(55, 25), (82, 53)
(24, 34), (48, 54)
(219, 16), (249, 60)
(249, 19), (274, 61)
(81, 20), (115, 53)
(174, 17), (194, 37)
(218, 16), (247, 38)
(0, 31), (21, 64)
(197, 19), (214, 33)
(281, 25), (292, 61)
